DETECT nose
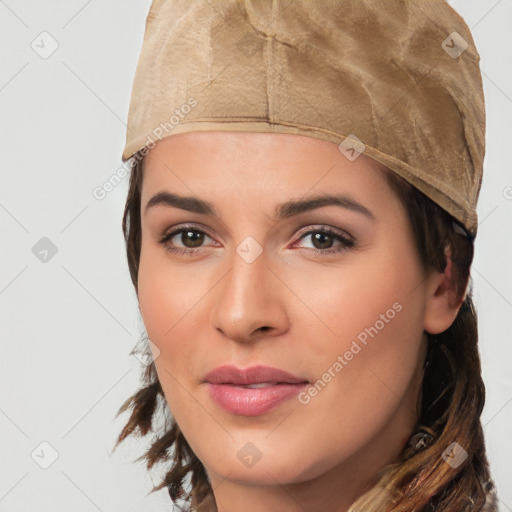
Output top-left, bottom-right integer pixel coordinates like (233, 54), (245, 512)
(210, 246), (290, 344)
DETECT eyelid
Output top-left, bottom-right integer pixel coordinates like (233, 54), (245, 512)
(159, 222), (217, 246)
(159, 223), (352, 243)
(158, 222), (355, 256)
(293, 224), (354, 243)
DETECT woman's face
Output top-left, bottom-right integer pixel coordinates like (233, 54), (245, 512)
(137, 131), (446, 507)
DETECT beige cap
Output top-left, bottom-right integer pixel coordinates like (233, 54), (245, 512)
(123, 0), (485, 239)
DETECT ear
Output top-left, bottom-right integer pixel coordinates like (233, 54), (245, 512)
(423, 245), (464, 335)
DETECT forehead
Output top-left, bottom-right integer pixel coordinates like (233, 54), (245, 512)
(137, 134), (409, 243)
(137, 132), (417, 248)
(141, 131), (389, 196)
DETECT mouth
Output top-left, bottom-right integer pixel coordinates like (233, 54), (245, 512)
(233, 382), (291, 388)
(203, 364), (309, 386)
(203, 365), (310, 416)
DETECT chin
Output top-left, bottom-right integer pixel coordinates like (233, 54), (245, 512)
(201, 446), (330, 486)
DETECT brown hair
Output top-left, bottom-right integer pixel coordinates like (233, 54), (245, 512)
(113, 151), (498, 511)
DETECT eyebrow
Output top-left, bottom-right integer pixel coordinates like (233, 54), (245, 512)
(144, 191), (375, 221)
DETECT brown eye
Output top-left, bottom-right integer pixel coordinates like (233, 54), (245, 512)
(158, 226), (215, 255)
(295, 226), (355, 255)
(179, 230), (205, 248)
(311, 232), (335, 250)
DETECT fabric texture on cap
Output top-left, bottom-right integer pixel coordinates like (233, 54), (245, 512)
(123, 0), (485, 239)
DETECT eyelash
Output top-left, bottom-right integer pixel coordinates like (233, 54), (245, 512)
(157, 224), (355, 256)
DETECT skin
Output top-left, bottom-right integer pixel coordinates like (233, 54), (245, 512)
(137, 131), (461, 512)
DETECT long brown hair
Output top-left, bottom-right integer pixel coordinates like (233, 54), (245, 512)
(112, 151), (498, 511)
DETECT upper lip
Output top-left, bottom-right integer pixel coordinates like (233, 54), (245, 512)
(203, 365), (309, 385)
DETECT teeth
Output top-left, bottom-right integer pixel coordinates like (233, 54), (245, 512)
(239, 382), (277, 389)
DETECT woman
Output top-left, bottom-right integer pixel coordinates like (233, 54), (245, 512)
(113, 1), (498, 510)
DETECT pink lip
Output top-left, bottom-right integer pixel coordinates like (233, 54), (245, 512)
(203, 364), (308, 385)
(203, 365), (309, 416)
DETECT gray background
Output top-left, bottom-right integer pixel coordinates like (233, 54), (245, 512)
(1, 1), (511, 510)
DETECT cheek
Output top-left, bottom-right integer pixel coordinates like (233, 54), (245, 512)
(280, 243), (426, 457)
(285, 239), (425, 352)
(137, 251), (195, 400)
(137, 245), (213, 402)
(137, 245), (202, 342)
(137, 252), (204, 430)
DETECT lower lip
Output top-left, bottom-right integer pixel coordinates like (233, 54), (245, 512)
(206, 382), (308, 416)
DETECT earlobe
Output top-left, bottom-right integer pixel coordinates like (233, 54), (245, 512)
(423, 246), (463, 335)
